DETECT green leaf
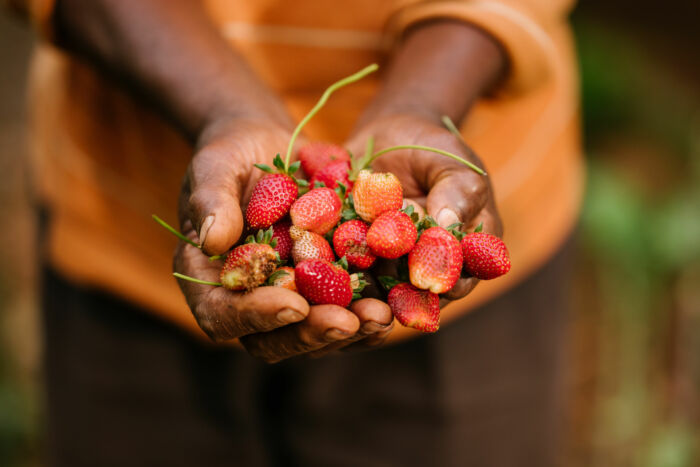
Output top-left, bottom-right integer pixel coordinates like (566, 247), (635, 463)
(245, 235), (255, 244)
(270, 238), (278, 248)
(267, 269), (289, 284)
(335, 182), (347, 199)
(336, 256), (349, 270)
(254, 163), (274, 174)
(288, 160), (301, 174)
(273, 154), (285, 171)
(378, 275), (401, 290)
(474, 222), (483, 233)
(342, 208), (358, 221)
(313, 180), (326, 189)
(296, 178), (309, 187)
(446, 222), (463, 231)
(352, 292), (362, 300)
(402, 204), (415, 216)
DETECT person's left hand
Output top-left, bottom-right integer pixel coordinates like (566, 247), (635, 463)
(346, 113), (503, 305)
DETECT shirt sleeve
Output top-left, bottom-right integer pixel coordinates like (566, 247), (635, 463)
(385, 0), (576, 95)
(3, 0), (56, 39)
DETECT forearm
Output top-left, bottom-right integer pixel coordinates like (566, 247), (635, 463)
(357, 20), (506, 127)
(54, 0), (292, 140)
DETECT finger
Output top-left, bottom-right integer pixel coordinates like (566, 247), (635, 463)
(308, 298), (394, 357)
(341, 323), (394, 351)
(240, 305), (361, 363)
(186, 144), (246, 255)
(425, 167), (488, 229)
(174, 242), (309, 341)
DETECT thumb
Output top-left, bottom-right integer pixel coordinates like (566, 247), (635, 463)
(425, 168), (488, 229)
(185, 148), (245, 256)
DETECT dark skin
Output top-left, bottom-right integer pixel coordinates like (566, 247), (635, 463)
(54, 0), (505, 362)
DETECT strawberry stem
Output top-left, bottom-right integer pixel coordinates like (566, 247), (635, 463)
(173, 272), (222, 287)
(366, 145), (486, 176)
(152, 215), (201, 249)
(283, 63), (379, 171)
(441, 115), (469, 147)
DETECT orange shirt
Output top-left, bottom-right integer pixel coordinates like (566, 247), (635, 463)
(23, 0), (582, 343)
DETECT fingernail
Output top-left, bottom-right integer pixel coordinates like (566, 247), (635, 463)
(436, 209), (459, 229)
(277, 308), (304, 324)
(361, 321), (388, 334)
(199, 215), (215, 247)
(324, 328), (350, 341)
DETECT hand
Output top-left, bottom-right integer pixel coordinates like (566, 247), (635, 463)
(346, 113), (504, 304)
(174, 116), (393, 362)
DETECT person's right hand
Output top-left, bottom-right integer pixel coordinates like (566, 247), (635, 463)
(174, 117), (393, 363)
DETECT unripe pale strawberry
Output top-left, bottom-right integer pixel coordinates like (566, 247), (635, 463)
(311, 160), (353, 191)
(290, 187), (342, 235)
(351, 170), (403, 222)
(268, 266), (296, 291)
(294, 259), (353, 307)
(366, 210), (417, 259)
(461, 232), (511, 279)
(388, 283), (440, 333)
(332, 219), (376, 269)
(298, 142), (350, 178)
(245, 173), (298, 228)
(220, 243), (278, 291)
(289, 225), (335, 264)
(408, 226), (462, 294)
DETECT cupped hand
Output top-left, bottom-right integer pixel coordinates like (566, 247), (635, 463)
(346, 113), (504, 304)
(174, 117), (393, 362)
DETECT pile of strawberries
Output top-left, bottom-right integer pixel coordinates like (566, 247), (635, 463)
(159, 65), (510, 334)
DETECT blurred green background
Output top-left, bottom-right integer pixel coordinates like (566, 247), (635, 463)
(0, 1), (698, 465)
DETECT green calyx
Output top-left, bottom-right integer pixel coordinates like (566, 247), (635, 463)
(350, 272), (367, 299)
(283, 63), (379, 172)
(267, 268), (290, 285)
(378, 275), (402, 291)
(254, 154), (307, 187)
(245, 226), (278, 248)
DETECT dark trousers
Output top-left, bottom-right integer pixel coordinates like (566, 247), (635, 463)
(42, 241), (572, 467)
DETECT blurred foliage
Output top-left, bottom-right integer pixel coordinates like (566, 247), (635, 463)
(575, 14), (699, 467)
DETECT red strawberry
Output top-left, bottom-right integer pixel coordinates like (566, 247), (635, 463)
(388, 283), (440, 333)
(366, 210), (417, 259)
(289, 226), (335, 264)
(311, 160), (353, 191)
(245, 173), (298, 229)
(270, 219), (293, 261)
(461, 233), (511, 279)
(220, 242), (278, 291)
(294, 259), (354, 307)
(290, 187), (342, 235)
(408, 226), (462, 294)
(333, 220), (376, 269)
(351, 170), (403, 222)
(268, 266), (296, 291)
(298, 142), (350, 178)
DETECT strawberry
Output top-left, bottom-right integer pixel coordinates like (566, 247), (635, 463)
(366, 210), (417, 259)
(268, 266), (296, 291)
(270, 219), (293, 262)
(408, 226), (462, 294)
(387, 283), (440, 333)
(294, 259), (362, 307)
(350, 170), (403, 223)
(219, 230), (279, 290)
(245, 155), (303, 229)
(311, 160), (353, 191)
(289, 187), (342, 235)
(461, 232), (511, 279)
(298, 142), (350, 178)
(289, 225), (335, 264)
(332, 219), (376, 269)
